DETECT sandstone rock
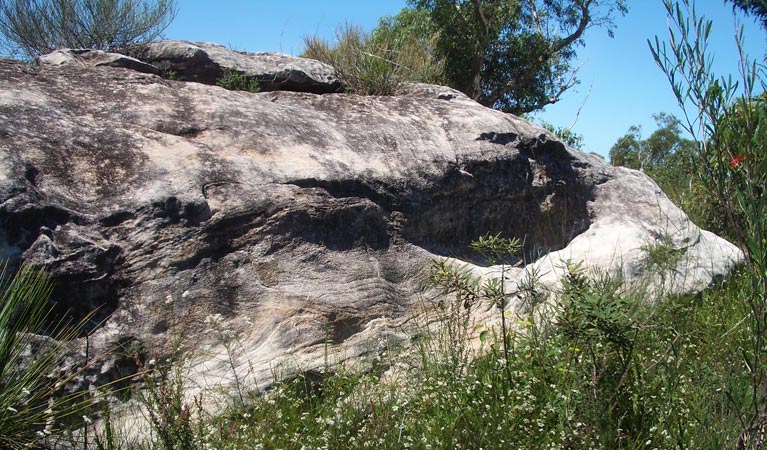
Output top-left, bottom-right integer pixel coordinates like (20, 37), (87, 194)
(0, 56), (742, 410)
(36, 48), (161, 75)
(115, 40), (343, 93)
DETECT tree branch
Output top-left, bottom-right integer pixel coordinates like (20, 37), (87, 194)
(552, 0), (592, 53)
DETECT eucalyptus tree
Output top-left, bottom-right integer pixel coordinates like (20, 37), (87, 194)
(407, 0), (628, 115)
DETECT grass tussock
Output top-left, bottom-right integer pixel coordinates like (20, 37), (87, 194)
(302, 23), (444, 96)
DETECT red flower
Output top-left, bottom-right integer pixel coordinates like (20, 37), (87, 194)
(730, 155), (747, 169)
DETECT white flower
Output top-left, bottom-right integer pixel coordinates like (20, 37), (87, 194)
(82, 415), (93, 424)
(165, 295), (174, 305)
(6, 406), (18, 413)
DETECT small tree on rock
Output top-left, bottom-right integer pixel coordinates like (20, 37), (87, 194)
(0, 0), (177, 60)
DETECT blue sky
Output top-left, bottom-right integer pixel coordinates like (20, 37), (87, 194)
(165, 1), (766, 159)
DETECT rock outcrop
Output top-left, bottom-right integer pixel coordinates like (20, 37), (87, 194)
(116, 40), (343, 93)
(0, 48), (742, 405)
(36, 48), (161, 75)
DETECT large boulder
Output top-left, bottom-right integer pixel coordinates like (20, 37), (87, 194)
(115, 40), (343, 93)
(0, 54), (741, 403)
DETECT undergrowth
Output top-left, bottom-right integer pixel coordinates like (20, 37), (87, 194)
(79, 252), (755, 450)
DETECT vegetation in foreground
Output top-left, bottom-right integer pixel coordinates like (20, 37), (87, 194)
(55, 256), (756, 450)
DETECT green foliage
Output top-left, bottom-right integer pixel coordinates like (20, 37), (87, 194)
(540, 120), (585, 149)
(302, 19), (444, 96)
(609, 113), (694, 171)
(650, 0), (767, 445)
(0, 262), (93, 449)
(607, 113), (729, 235)
(407, 0), (628, 115)
(215, 69), (260, 93)
(641, 235), (684, 274)
(728, 0), (767, 29)
(0, 0), (177, 60)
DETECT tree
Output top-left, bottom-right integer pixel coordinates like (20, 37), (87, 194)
(608, 114), (716, 228)
(0, 0), (177, 60)
(406, 0), (628, 115)
(728, 0), (767, 29)
(609, 113), (693, 171)
(608, 125), (643, 169)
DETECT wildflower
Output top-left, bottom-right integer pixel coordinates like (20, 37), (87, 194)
(7, 406), (18, 413)
(82, 415), (93, 424)
(730, 154), (747, 169)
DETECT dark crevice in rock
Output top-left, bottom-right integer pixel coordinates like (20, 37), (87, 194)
(405, 143), (592, 262)
(288, 178), (397, 210)
(1, 205), (76, 254)
(149, 197), (212, 227)
(266, 200), (390, 251)
(284, 141), (593, 263)
(100, 210), (135, 227)
(24, 164), (39, 186)
(151, 122), (207, 139)
(477, 131), (519, 145)
(50, 269), (122, 336)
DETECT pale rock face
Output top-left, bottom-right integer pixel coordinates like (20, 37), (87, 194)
(0, 50), (742, 410)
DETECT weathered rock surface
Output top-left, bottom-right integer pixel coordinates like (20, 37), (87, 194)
(116, 40), (343, 93)
(0, 54), (742, 406)
(36, 48), (161, 75)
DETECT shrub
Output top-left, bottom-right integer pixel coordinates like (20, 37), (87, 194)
(650, 1), (767, 444)
(215, 69), (260, 93)
(0, 0), (177, 60)
(302, 22), (444, 96)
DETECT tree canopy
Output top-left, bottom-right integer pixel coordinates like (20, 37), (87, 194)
(728, 0), (767, 29)
(403, 0), (628, 115)
(0, 0), (177, 60)
(609, 113), (695, 171)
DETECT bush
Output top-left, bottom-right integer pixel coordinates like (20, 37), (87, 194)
(215, 69), (260, 93)
(302, 22), (444, 96)
(0, 0), (177, 60)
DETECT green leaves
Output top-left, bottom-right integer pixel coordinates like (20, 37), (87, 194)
(215, 69), (260, 93)
(0, 262), (92, 449)
(408, 0), (628, 114)
(469, 232), (522, 266)
(0, 0), (177, 60)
